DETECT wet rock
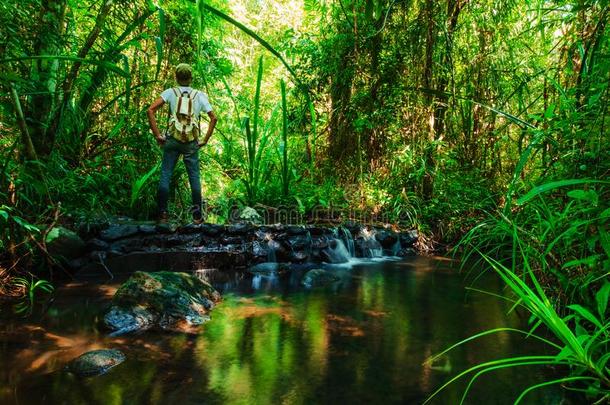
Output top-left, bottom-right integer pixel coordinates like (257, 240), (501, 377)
(399, 230), (418, 247)
(290, 250), (309, 262)
(85, 238), (110, 251)
(252, 241), (269, 258)
(46, 227), (86, 260)
(200, 224), (223, 236)
(103, 271), (221, 335)
(100, 224), (139, 241)
(67, 349), (125, 377)
(104, 306), (155, 336)
(375, 229), (398, 249)
(138, 224), (157, 234)
(285, 225), (308, 236)
(110, 237), (145, 254)
(397, 247), (417, 257)
(301, 269), (339, 288)
(221, 236), (244, 245)
(285, 234), (311, 250)
(227, 223), (253, 235)
(177, 223), (204, 234)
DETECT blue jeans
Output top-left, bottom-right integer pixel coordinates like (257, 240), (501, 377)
(157, 137), (202, 214)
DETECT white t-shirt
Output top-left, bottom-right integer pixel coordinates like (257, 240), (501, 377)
(160, 86), (213, 117)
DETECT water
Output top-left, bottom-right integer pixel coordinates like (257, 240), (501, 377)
(0, 257), (563, 404)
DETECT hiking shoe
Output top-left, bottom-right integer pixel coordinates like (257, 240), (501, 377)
(157, 211), (169, 225)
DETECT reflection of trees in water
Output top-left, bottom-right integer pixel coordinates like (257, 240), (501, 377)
(2, 260), (554, 404)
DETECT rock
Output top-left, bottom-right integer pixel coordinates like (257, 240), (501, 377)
(397, 247), (417, 257)
(200, 224), (223, 236)
(85, 238), (110, 251)
(67, 349), (125, 377)
(375, 229), (398, 249)
(138, 224), (157, 234)
(103, 271), (221, 335)
(46, 226), (86, 260)
(100, 224), (139, 241)
(301, 269), (339, 288)
(227, 223), (253, 235)
(285, 225), (308, 236)
(398, 230), (418, 247)
(104, 306), (155, 336)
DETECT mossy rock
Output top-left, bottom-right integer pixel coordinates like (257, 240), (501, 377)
(68, 349), (125, 377)
(104, 271), (221, 335)
(301, 269), (339, 288)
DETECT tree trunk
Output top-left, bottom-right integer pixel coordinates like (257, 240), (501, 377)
(29, 0), (67, 157)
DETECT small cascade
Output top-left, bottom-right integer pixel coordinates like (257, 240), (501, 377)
(359, 228), (383, 258)
(252, 272), (278, 290)
(391, 239), (402, 256)
(325, 239), (352, 263)
(338, 226), (355, 258)
(267, 239), (280, 262)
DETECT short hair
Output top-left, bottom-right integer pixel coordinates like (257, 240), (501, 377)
(175, 63), (192, 86)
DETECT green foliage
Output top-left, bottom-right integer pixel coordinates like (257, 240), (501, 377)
(11, 277), (54, 315)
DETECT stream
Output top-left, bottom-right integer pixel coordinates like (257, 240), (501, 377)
(0, 256), (563, 404)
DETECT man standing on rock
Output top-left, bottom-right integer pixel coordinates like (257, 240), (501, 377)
(147, 63), (217, 224)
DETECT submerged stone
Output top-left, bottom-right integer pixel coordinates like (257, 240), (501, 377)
(103, 271), (221, 335)
(68, 349), (125, 377)
(301, 269), (339, 288)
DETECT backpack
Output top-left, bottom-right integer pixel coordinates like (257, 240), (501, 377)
(168, 88), (200, 142)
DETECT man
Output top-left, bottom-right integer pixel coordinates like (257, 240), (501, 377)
(147, 63), (217, 224)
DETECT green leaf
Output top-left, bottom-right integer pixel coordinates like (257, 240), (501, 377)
(517, 180), (609, 205)
(567, 304), (603, 329)
(595, 282), (610, 321)
(130, 163), (161, 209)
(563, 255), (600, 269)
(567, 189), (598, 205)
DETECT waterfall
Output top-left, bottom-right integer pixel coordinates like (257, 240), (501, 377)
(338, 226), (355, 258)
(391, 239), (402, 256)
(359, 228), (383, 258)
(267, 239), (280, 262)
(325, 238), (351, 263)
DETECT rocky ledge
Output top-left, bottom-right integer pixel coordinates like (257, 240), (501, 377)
(54, 220), (418, 279)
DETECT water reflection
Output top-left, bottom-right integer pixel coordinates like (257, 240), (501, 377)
(0, 257), (562, 404)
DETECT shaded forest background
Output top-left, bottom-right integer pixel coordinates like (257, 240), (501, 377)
(1, 0), (609, 283)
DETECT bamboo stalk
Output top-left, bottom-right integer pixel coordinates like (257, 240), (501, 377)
(9, 84), (38, 162)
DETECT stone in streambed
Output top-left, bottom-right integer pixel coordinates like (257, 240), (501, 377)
(103, 271), (221, 335)
(67, 349), (125, 377)
(301, 269), (339, 288)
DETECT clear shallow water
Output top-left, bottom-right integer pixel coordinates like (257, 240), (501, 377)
(0, 257), (563, 404)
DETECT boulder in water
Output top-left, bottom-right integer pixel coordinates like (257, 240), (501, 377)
(67, 349), (125, 377)
(103, 271), (221, 335)
(301, 269), (339, 288)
